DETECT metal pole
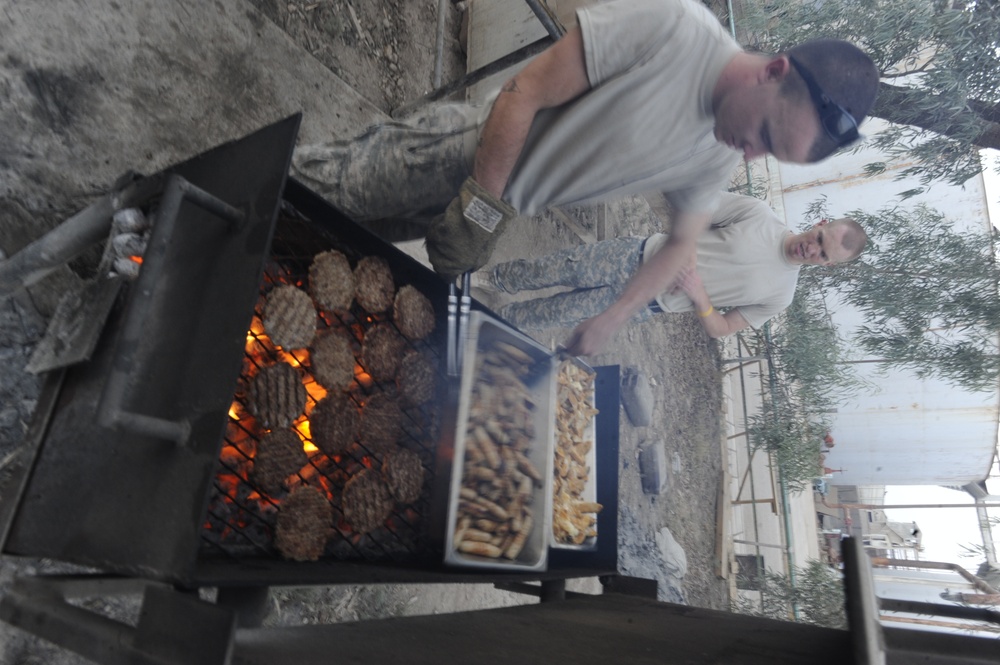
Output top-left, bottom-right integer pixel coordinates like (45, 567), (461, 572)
(433, 0), (448, 87)
(829, 502), (1000, 510)
(880, 597), (1000, 626)
(523, 0), (565, 39)
(393, 37), (553, 118)
(400, 0), (565, 117)
(869, 557), (999, 595)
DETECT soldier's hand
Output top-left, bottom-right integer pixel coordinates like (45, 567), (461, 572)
(426, 177), (517, 279)
(563, 311), (619, 357)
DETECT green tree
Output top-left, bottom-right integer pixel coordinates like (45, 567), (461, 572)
(743, 271), (867, 489)
(803, 198), (1000, 393)
(739, 0), (1000, 188)
(732, 559), (847, 628)
(747, 405), (826, 492)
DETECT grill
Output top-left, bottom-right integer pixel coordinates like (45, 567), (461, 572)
(0, 116), (620, 589)
(1, 116), (991, 665)
(200, 206), (445, 566)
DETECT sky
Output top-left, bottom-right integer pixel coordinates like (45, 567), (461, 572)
(883, 152), (999, 568)
(884, 482), (996, 565)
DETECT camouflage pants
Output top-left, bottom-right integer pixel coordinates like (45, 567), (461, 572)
(290, 103), (479, 224)
(495, 237), (654, 330)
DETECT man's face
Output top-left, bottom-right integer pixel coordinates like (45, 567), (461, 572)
(713, 76), (822, 164)
(785, 221), (852, 266)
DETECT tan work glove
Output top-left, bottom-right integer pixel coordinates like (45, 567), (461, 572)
(426, 177), (517, 279)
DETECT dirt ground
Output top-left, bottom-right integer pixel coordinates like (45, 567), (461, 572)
(0, 1), (729, 661)
(246, 0), (468, 112)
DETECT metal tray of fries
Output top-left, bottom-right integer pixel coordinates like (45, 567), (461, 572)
(441, 311), (556, 571)
(551, 357), (601, 550)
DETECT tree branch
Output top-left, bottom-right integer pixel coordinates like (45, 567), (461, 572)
(873, 83), (1000, 151)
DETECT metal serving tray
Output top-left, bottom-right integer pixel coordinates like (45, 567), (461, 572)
(442, 311), (556, 571)
(550, 357), (599, 551)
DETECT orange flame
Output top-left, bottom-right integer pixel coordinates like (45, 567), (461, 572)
(355, 365), (373, 389)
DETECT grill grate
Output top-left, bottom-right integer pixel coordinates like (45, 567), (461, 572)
(199, 207), (446, 564)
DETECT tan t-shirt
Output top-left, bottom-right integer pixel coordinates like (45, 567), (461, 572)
(643, 193), (800, 329)
(470, 0), (741, 217)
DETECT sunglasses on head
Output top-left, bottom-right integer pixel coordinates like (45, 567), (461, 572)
(788, 55), (861, 149)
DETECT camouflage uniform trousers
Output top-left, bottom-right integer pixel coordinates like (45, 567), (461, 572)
(290, 103), (480, 233)
(495, 237), (656, 330)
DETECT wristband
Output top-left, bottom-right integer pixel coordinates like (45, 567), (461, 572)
(698, 305), (714, 318)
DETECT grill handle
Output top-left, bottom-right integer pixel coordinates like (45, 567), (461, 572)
(458, 271), (472, 372)
(446, 272), (472, 377)
(96, 174), (246, 445)
(446, 281), (458, 377)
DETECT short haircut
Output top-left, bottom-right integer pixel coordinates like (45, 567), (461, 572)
(781, 39), (880, 162)
(829, 217), (867, 262)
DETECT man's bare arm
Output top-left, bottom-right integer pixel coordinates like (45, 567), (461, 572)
(564, 210), (712, 356)
(700, 309), (750, 338)
(472, 27), (591, 199)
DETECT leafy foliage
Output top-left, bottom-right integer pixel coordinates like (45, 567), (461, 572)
(739, 0), (1000, 188)
(732, 560), (848, 629)
(747, 407), (825, 493)
(808, 199), (1000, 392)
(744, 277), (863, 490)
(768, 289), (863, 408)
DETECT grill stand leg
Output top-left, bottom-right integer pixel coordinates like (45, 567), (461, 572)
(217, 586), (271, 628)
(0, 575), (237, 665)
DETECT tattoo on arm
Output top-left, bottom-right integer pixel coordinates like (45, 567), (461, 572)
(501, 79), (520, 93)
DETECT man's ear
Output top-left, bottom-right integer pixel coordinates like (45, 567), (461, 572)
(764, 55), (791, 83)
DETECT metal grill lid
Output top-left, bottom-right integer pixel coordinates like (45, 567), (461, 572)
(5, 115), (301, 582)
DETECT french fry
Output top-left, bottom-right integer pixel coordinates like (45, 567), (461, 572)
(552, 360), (602, 545)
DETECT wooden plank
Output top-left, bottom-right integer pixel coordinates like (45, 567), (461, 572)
(234, 592), (856, 665)
(715, 467), (731, 580)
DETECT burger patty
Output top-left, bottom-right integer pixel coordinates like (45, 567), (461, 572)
(247, 361), (307, 429)
(309, 393), (360, 456)
(252, 428), (308, 495)
(359, 392), (403, 453)
(361, 323), (405, 382)
(392, 284), (435, 340)
(382, 447), (425, 504)
(263, 284), (316, 350)
(311, 330), (356, 391)
(397, 350), (437, 406)
(275, 485), (333, 561)
(353, 255), (395, 313)
(342, 469), (393, 535)
(310, 249), (355, 312)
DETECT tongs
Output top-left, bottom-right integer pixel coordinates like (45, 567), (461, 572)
(446, 271), (472, 377)
(513, 344), (577, 386)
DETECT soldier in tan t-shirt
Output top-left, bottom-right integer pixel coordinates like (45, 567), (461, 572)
(480, 193), (866, 338)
